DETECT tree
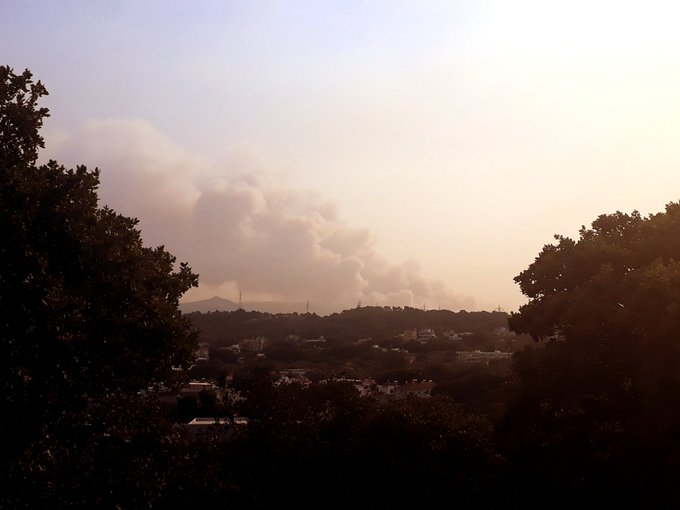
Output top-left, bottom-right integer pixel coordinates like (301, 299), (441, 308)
(0, 66), (199, 507)
(501, 204), (680, 505)
(222, 382), (498, 508)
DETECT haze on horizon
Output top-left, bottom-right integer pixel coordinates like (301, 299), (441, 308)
(4, 0), (680, 314)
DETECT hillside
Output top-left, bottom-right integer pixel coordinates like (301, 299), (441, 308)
(185, 305), (511, 345)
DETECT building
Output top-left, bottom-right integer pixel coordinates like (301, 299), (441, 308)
(395, 380), (435, 399)
(186, 416), (249, 438)
(400, 329), (418, 341)
(455, 350), (512, 363)
(195, 343), (210, 361)
(239, 336), (267, 352)
(417, 328), (437, 343)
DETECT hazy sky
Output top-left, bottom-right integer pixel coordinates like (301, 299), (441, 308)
(4, 0), (680, 313)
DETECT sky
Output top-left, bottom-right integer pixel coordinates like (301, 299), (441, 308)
(3, 0), (680, 314)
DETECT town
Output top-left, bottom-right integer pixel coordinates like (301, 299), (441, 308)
(160, 306), (533, 431)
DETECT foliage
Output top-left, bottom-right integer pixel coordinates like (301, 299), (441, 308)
(502, 204), (680, 505)
(204, 383), (501, 509)
(0, 66), (49, 167)
(0, 66), (198, 508)
(4, 395), (189, 509)
(186, 305), (510, 344)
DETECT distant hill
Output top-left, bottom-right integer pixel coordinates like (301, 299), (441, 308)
(184, 305), (512, 345)
(241, 301), (336, 316)
(179, 296), (239, 313)
(179, 296), (333, 315)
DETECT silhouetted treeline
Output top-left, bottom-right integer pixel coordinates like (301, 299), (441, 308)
(167, 384), (504, 509)
(186, 305), (509, 344)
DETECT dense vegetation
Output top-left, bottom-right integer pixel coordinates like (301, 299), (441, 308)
(185, 305), (510, 344)
(6, 65), (680, 508)
(0, 66), (199, 509)
(500, 206), (680, 506)
(185, 306), (522, 421)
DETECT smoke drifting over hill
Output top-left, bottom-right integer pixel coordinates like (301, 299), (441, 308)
(47, 119), (474, 312)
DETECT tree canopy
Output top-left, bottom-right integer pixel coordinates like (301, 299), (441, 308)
(502, 203), (680, 505)
(1, 66), (199, 507)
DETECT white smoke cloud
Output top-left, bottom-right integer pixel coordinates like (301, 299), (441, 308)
(45, 119), (475, 313)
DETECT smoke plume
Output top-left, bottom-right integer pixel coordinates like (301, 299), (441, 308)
(46, 119), (475, 313)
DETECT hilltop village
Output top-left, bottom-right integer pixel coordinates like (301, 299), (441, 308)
(164, 306), (533, 428)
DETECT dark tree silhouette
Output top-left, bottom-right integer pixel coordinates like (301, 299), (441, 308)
(501, 204), (680, 506)
(0, 66), (198, 508)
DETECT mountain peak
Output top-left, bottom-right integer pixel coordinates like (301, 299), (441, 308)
(179, 296), (239, 313)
